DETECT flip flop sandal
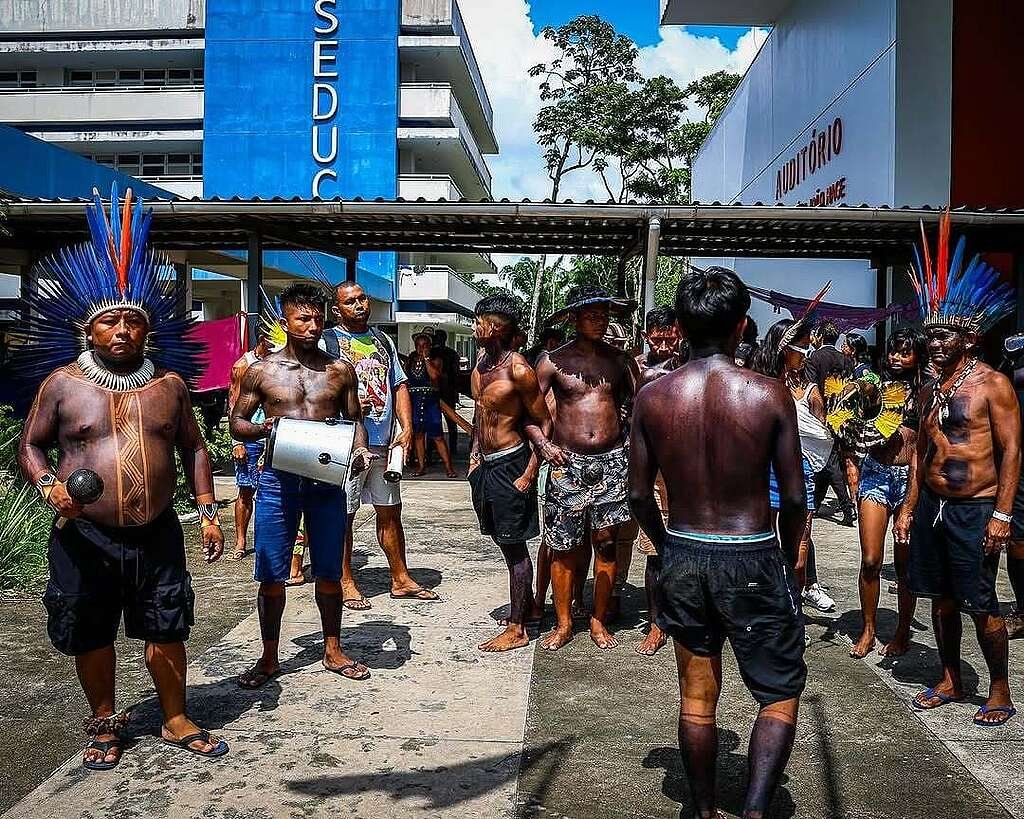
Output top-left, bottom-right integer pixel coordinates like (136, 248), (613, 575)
(237, 666), (280, 690)
(162, 730), (229, 758)
(323, 661), (371, 681)
(231, 550), (246, 561)
(912, 687), (965, 711)
(973, 705), (1017, 727)
(83, 738), (124, 771)
(389, 588), (439, 601)
(343, 596), (372, 611)
(285, 576), (306, 587)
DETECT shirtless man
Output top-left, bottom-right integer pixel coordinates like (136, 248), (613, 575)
(229, 330), (272, 560)
(634, 305), (685, 656)
(231, 282), (373, 686)
(895, 324), (1019, 725)
(21, 310), (228, 767)
(469, 293), (559, 652)
(630, 267), (807, 819)
(19, 188), (227, 770)
(531, 286), (639, 650)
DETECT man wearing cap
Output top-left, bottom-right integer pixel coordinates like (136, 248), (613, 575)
(530, 285), (640, 650)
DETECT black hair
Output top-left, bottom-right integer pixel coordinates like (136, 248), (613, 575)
(886, 325), (927, 383)
(674, 266), (750, 348)
(742, 315), (758, 343)
(752, 318), (796, 378)
(815, 319), (840, 345)
(280, 281), (327, 313)
(845, 332), (870, 363)
(475, 291), (522, 328)
(645, 305), (677, 332)
(433, 329), (448, 344)
(540, 326), (565, 344)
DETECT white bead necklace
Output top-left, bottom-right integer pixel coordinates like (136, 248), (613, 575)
(77, 351), (155, 392)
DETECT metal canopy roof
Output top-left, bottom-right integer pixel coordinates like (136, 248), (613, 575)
(3, 199), (1024, 260)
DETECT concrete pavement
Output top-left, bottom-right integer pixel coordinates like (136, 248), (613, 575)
(4, 480), (1023, 818)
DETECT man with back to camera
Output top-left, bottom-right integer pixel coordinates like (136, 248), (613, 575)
(530, 285), (639, 650)
(630, 267), (807, 819)
(232, 282), (374, 687)
(322, 281), (438, 606)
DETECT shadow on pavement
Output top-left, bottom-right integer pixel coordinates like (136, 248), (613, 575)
(348, 566), (444, 600)
(286, 739), (570, 810)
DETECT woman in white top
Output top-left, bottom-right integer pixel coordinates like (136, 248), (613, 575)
(754, 319), (838, 612)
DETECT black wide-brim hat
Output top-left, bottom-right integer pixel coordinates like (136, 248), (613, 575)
(545, 286), (637, 325)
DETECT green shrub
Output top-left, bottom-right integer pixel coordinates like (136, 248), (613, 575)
(0, 481), (50, 591)
(173, 407), (233, 515)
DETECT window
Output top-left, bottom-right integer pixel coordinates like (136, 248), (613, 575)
(0, 70), (37, 88)
(68, 70), (93, 87)
(93, 69), (115, 88)
(117, 69), (141, 85)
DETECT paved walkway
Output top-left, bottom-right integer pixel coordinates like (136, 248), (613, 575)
(4, 481), (1023, 818)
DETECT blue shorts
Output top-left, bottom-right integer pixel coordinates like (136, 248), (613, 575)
(858, 455), (909, 512)
(769, 456), (816, 512)
(234, 442), (264, 489)
(254, 467), (346, 583)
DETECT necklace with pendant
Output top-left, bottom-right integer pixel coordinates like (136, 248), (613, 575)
(933, 357), (976, 425)
(77, 351), (155, 391)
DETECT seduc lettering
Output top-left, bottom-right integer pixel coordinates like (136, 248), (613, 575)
(311, 0), (339, 197)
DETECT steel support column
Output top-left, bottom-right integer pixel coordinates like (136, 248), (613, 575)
(345, 249), (358, 282)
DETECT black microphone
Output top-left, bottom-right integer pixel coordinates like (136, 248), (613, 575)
(56, 468), (104, 529)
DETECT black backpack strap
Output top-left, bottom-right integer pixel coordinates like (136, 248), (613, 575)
(322, 328), (341, 360)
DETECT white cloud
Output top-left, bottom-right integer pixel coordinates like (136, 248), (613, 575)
(457, 2), (766, 267)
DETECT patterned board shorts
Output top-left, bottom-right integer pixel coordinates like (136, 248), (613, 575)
(544, 445), (632, 551)
(858, 455), (910, 512)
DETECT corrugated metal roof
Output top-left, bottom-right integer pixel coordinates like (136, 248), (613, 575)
(3, 198), (1023, 259)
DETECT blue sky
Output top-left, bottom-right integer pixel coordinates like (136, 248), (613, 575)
(528, 0), (751, 49)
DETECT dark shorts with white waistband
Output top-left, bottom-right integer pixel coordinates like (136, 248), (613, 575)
(657, 531), (806, 706)
(1012, 474), (1024, 540)
(43, 506), (193, 656)
(469, 444), (540, 545)
(909, 487), (999, 614)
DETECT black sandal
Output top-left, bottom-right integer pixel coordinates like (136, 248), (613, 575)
(83, 737), (124, 771)
(322, 660), (371, 681)
(162, 729), (229, 758)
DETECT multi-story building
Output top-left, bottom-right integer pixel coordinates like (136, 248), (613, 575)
(0, 0), (497, 359)
(660, 0), (1024, 340)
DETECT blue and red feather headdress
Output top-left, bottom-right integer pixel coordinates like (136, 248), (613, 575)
(16, 183), (205, 387)
(908, 210), (1014, 334)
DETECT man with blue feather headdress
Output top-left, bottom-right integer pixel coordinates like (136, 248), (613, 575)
(16, 185), (229, 769)
(894, 212), (1020, 727)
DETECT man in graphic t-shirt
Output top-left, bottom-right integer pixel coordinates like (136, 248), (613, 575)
(321, 282), (439, 607)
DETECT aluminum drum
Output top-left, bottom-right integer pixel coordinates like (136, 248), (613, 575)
(265, 417), (356, 485)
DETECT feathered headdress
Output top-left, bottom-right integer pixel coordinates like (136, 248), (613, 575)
(908, 210), (1015, 334)
(778, 280), (832, 351)
(15, 183), (205, 386)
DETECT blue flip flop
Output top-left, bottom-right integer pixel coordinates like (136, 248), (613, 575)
(973, 705), (1017, 727)
(912, 687), (965, 710)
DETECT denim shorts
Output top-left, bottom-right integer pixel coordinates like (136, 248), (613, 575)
(254, 467), (346, 583)
(234, 441), (264, 489)
(858, 455), (909, 512)
(768, 455), (815, 512)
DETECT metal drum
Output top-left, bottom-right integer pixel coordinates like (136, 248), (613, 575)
(265, 417), (356, 485)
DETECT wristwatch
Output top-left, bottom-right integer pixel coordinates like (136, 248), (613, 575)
(35, 472), (57, 501)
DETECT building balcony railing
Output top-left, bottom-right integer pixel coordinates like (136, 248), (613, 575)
(400, 0), (493, 134)
(0, 86), (203, 127)
(398, 173), (464, 201)
(397, 263), (485, 314)
(399, 82), (491, 194)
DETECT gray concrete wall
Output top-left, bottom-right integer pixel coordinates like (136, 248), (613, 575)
(0, 0), (204, 34)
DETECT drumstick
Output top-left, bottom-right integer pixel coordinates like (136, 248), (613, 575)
(438, 400), (474, 434)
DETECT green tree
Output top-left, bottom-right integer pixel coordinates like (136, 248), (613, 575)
(673, 71), (741, 202)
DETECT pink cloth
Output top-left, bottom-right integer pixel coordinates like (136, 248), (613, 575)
(192, 316), (243, 392)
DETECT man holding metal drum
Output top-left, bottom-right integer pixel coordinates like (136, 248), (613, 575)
(231, 282), (374, 686)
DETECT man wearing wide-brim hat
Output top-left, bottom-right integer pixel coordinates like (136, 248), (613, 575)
(528, 285), (639, 651)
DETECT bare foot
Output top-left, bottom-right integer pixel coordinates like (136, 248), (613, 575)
(879, 632), (911, 657)
(590, 618), (618, 649)
(635, 625), (667, 656)
(849, 630), (876, 658)
(446, 469), (458, 478)
(1005, 612), (1024, 640)
(541, 625), (574, 651)
(479, 625), (529, 652)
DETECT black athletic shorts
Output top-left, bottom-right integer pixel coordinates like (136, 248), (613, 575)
(1012, 474), (1024, 540)
(42, 505), (195, 656)
(908, 487), (999, 614)
(468, 444), (540, 545)
(656, 533), (806, 706)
